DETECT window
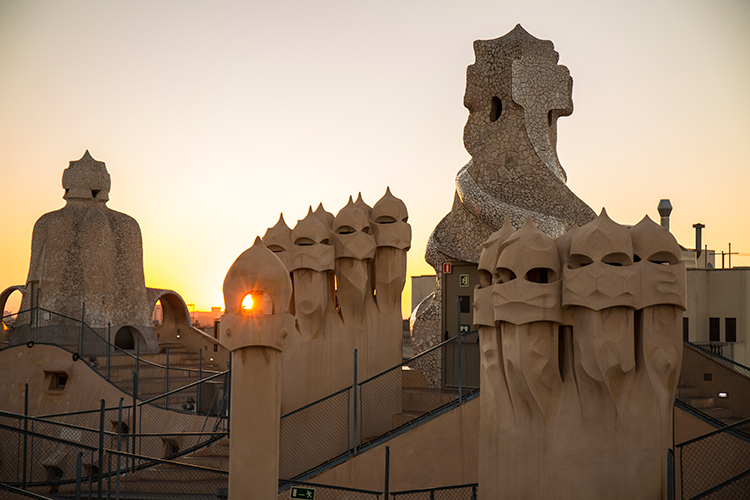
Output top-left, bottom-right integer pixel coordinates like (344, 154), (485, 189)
(459, 295), (471, 313)
(683, 318), (689, 342)
(726, 318), (737, 343)
(709, 317), (720, 342)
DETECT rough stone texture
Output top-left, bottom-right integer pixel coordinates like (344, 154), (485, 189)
(412, 25), (596, 364)
(476, 212), (685, 499)
(260, 188), (411, 413)
(11, 152), (158, 353)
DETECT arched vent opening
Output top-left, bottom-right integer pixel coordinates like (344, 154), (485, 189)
(490, 96), (502, 122)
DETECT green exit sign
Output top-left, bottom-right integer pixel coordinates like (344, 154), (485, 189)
(290, 486), (315, 499)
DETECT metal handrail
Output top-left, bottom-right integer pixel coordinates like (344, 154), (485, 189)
(358, 329), (479, 386)
(685, 341), (750, 378)
(138, 369), (229, 406)
(675, 413), (750, 448)
(0, 409), (118, 438)
(390, 482), (478, 496)
(0, 420), (99, 451)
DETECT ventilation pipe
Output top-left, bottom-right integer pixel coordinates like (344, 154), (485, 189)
(693, 223), (705, 259)
(657, 199), (672, 230)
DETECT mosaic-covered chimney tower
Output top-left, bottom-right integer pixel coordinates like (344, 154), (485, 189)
(412, 25), (596, 375)
(12, 151), (158, 353)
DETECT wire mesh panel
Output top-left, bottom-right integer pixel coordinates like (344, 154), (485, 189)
(689, 469), (750, 500)
(678, 418), (750, 499)
(678, 343), (750, 425)
(279, 481), (382, 500)
(390, 483), (478, 499)
(279, 387), (351, 481)
(359, 333), (480, 448)
(107, 450), (229, 500)
(0, 416), (99, 495)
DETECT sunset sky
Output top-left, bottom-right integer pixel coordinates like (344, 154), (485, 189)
(1, 0), (749, 318)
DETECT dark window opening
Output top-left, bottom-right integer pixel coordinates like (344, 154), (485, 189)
(569, 255), (593, 269)
(458, 295), (471, 314)
(726, 318), (737, 343)
(92, 189), (100, 198)
(490, 96), (502, 122)
(526, 268), (556, 283)
(709, 317), (720, 342)
(495, 268), (516, 283)
(683, 317), (689, 342)
(114, 327), (136, 350)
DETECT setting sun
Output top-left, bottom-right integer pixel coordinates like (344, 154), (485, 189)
(241, 294), (254, 313)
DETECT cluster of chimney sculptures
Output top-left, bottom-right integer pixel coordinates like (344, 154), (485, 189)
(220, 24), (684, 500)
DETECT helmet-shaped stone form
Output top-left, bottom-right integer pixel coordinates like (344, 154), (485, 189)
(564, 209), (638, 310)
(492, 217), (563, 325)
(62, 150), (111, 202)
(371, 187), (411, 251)
(221, 236), (293, 352)
(262, 214), (294, 270)
(332, 196), (377, 261)
(289, 208), (334, 273)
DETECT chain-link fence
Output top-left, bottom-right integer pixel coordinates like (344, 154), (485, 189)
(279, 386), (351, 481)
(390, 483), (478, 499)
(0, 409), (230, 500)
(358, 331), (480, 449)
(676, 416), (750, 499)
(677, 342), (750, 426)
(5, 306), (223, 404)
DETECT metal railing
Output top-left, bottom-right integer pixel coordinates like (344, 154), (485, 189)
(278, 331), (481, 484)
(390, 483), (478, 499)
(3, 305), (222, 402)
(677, 342), (750, 425)
(676, 416), (750, 499)
(692, 342), (746, 363)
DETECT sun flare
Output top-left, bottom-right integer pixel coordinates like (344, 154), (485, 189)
(241, 294), (254, 312)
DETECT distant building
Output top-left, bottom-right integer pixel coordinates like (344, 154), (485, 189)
(684, 267), (750, 365)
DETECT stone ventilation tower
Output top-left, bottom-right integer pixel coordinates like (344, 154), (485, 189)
(411, 25), (596, 367)
(12, 151), (158, 352)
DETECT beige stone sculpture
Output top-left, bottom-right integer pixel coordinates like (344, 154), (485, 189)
(475, 211), (686, 499)
(261, 188), (411, 413)
(412, 25), (595, 362)
(11, 151), (159, 352)
(220, 237), (295, 499)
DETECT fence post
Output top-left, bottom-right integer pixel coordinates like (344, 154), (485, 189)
(116, 398), (123, 500)
(226, 353), (232, 430)
(198, 349), (203, 413)
(384, 446), (390, 499)
(135, 338), (140, 400)
(353, 349), (358, 455)
(165, 346), (170, 409)
(97, 399), (105, 500)
(132, 371), (138, 473)
(470, 485), (476, 500)
(107, 323), (111, 381)
(79, 302), (85, 356)
(22, 383), (28, 488)
(667, 449), (674, 500)
(35, 288), (40, 343)
(75, 451), (83, 500)
(457, 299), (462, 403)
